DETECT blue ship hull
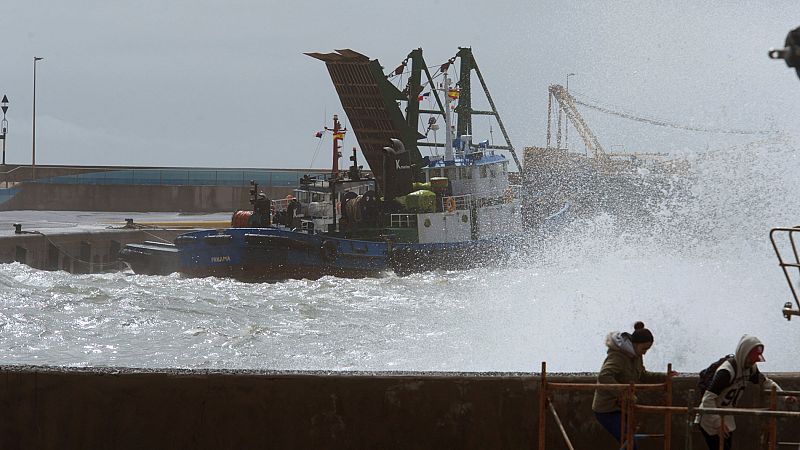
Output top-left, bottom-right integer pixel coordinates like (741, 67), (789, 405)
(119, 203), (569, 280)
(121, 228), (518, 280)
(172, 228), (390, 280)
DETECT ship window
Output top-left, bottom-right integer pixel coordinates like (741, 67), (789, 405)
(430, 168), (443, 179)
(480, 166), (488, 178)
(297, 191), (310, 203)
(460, 167), (472, 179)
(489, 166), (498, 178)
(447, 168), (458, 180)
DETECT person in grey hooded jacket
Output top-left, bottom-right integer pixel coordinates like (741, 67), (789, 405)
(592, 321), (672, 449)
(697, 334), (796, 450)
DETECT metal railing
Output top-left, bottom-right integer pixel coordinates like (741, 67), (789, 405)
(443, 186), (520, 212)
(769, 227), (800, 320)
(538, 361), (673, 450)
(538, 361), (800, 450)
(390, 214), (417, 229)
(441, 194), (472, 212)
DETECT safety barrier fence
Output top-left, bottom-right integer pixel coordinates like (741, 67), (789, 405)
(538, 361), (800, 450)
(770, 227), (800, 320)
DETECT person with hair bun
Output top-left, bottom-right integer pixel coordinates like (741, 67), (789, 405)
(592, 321), (674, 449)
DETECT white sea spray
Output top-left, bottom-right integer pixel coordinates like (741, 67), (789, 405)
(0, 138), (799, 372)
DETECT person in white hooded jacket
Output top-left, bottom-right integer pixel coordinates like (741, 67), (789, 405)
(697, 334), (796, 450)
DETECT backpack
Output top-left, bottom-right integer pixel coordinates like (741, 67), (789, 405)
(698, 354), (737, 395)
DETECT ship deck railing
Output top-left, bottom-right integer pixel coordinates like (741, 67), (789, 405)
(441, 194), (472, 211)
(390, 214), (417, 229)
(444, 185), (523, 211)
(272, 198), (291, 212)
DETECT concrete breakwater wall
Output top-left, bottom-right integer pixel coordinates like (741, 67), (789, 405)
(2, 183), (294, 212)
(0, 164), (324, 212)
(0, 228), (183, 273)
(1, 366), (797, 449)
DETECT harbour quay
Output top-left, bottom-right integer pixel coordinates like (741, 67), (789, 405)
(0, 165), (320, 273)
(0, 221), (179, 274)
(0, 164), (314, 212)
(0, 366), (798, 449)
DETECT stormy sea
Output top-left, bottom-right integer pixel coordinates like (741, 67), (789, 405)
(1, 136), (799, 373)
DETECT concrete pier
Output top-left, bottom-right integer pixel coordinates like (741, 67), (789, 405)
(0, 164), (318, 212)
(0, 227), (182, 273)
(0, 211), (231, 273)
(0, 366), (797, 449)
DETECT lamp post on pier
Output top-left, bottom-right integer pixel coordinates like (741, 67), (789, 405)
(1, 95), (7, 188)
(32, 56), (44, 179)
(1, 95), (8, 166)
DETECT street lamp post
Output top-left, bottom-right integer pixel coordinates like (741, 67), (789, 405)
(1, 95), (8, 166)
(32, 56), (43, 179)
(565, 73), (576, 151)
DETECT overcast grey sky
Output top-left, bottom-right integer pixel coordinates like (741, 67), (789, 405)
(3, 1), (799, 169)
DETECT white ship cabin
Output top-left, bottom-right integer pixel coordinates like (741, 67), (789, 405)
(424, 153), (511, 199)
(395, 137), (521, 244)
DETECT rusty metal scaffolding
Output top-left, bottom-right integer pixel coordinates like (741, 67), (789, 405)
(537, 361), (800, 450)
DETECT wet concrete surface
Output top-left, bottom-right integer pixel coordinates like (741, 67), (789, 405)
(0, 210), (232, 236)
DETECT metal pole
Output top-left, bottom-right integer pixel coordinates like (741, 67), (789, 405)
(769, 385), (777, 450)
(697, 407), (800, 418)
(538, 361), (547, 450)
(32, 57), (43, 180)
(620, 388), (628, 449)
(1, 130), (5, 189)
(471, 59), (522, 171)
(565, 73), (575, 151)
(664, 363), (672, 450)
(627, 383), (636, 450)
(686, 389), (695, 450)
(1, 94), (7, 168)
(1, 127), (5, 190)
(547, 401), (575, 450)
(546, 93), (552, 148)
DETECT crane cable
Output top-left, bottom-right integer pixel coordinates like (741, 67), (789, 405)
(570, 91), (777, 136)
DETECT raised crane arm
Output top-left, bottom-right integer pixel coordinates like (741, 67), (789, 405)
(548, 84), (606, 159)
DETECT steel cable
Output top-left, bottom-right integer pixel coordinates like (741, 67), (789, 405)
(570, 91), (777, 135)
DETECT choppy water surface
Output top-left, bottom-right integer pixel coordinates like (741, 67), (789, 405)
(2, 137), (800, 372)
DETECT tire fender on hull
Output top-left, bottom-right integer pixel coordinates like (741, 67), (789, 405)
(320, 240), (337, 262)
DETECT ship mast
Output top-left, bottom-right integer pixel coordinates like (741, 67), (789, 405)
(325, 115), (346, 232)
(443, 75), (455, 162)
(326, 114), (346, 177)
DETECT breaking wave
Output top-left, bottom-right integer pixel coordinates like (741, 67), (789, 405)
(0, 135), (799, 372)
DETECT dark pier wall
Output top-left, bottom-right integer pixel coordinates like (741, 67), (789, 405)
(0, 229), (183, 273)
(1, 366), (798, 450)
(2, 183), (294, 212)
